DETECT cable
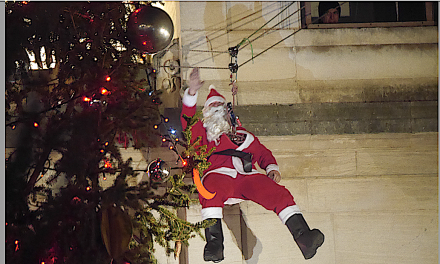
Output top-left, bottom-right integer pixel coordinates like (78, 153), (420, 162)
(238, 2), (348, 68)
(236, 2), (295, 48)
(159, 3), (312, 71)
(162, 3), (300, 57)
(160, 64), (228, 70)
(161, 2), (279, 55)
(177, 3), (301, 66)
(239, 5), (305, 51)
(239, 28), (299, 68)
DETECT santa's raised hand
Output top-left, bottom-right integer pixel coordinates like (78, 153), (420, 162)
(188, 67), (204, 95)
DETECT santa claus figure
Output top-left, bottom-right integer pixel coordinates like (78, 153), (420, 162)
(181, 68), (324, 262)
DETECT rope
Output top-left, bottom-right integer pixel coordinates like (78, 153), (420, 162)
(239, 5), (305, 51)
(165, 3), (302, 56)
(240, 38), (253, 63)
(171, 2), (280, 53)
(238, 2), (348, 68)
(236, 1), (295, 49)
(181, 49), (228, 54)
(239, 28), (300, 68)
(160, 65), (228, 70)
(157, 2), (348, 72)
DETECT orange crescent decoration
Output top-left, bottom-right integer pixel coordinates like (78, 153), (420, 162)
(193, 168), (216, 199)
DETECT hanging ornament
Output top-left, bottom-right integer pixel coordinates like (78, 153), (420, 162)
(147, 158), (170, 183)
(127, 5), (174, 54)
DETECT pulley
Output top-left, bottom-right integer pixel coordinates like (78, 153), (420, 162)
(228, 45), (239, 82)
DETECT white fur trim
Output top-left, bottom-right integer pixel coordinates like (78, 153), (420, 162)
(232, 156), (259, 175)
(278, 205), (302, 224)
(182, 88), (198, 107)
(265, 164), (280, 174)
(209, 84), (216, 90)
(231, 131), (259, 175)
(201, 207), (223, 220)
(236, 130), (253, 150)
(204, 96), (226, 108)
(202, 167), (237, 183)
(224, 198), (244, 205)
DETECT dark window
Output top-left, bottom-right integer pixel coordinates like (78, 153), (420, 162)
(398, 2), (426, 22)
(301, 1), (437, 28)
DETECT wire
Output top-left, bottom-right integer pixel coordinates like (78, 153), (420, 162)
(163, 3), (302, 62)
(151, 2), (349, 72)
(160, 2), (279, 55)
(239, 28), (299, 68)
(239, 5), (305, 51)
(237, 2), (295, 48)
(238, 2), (348, 69)
(183, 2), (280, 52)
(160, 64), (228, 70)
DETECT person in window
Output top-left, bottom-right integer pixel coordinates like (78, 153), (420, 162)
(181, 67), (324, 262)
(319, 1), (341, 24)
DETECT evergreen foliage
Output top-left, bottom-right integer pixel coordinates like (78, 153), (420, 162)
(5, 2), (211, 263)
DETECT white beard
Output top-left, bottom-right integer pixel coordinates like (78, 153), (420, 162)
(202, 105), (231, 143)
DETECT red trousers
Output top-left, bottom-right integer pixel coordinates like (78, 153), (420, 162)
(199, 172), (296, 215)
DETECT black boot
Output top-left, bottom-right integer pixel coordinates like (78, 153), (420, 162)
(285, 214), (324, 259)
(203, 218), (224, 263)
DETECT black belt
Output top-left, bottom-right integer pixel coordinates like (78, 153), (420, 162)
(210, 149), (253, 172)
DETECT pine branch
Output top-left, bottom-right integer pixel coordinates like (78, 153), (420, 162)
(24, 147), (53, 195)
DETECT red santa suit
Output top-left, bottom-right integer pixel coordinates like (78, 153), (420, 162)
(181, 86), (301, 224)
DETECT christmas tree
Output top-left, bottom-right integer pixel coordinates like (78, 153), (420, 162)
(5, 2), (211, 263)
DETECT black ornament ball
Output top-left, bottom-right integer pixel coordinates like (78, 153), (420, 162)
(148, 159), (170, 182)
(127, 5), (174, 54)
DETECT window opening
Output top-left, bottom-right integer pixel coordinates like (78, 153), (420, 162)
(302, 1), (437, 28)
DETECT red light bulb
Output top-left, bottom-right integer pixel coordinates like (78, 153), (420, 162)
(104, 160), (112, 168)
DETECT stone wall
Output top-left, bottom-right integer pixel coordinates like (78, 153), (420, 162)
(176, 2), (438, 107)
(165, 2), (440, 264)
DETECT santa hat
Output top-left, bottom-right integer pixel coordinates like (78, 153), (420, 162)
(204, 84), (226, 108)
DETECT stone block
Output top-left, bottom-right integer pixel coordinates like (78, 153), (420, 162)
(333, 212), (438, 264)
(354, 119), (412, 134)
(356, 149), (438, 175)
(410, 101), (438, 119)
(276, 149), (357, 178)
(411, 118), (438, 133)
(409, 132), (438, 150)
(307, 175), (438, 213)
